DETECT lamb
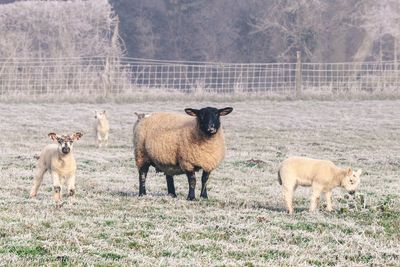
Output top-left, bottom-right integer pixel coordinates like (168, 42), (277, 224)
(133, 112), (148, 131)
(30, 132), (83, 204)
(94, 110), (110, 148)
(278, 156), (362, 214)
(133, 106), (233, 200)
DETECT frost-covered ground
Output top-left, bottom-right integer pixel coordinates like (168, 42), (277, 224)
(0, 100), (399, 266)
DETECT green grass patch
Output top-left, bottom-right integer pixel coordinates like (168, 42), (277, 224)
(307, 259), (336, 266)
(282, 221), (332, 232)
(180, 228), (231, 241)
(345, 253), (374, 264)
(4, 245), (48, 258)
(99, 252), (125, 260)
(261, 249), (289, 260)
(104, 220), (115, 226)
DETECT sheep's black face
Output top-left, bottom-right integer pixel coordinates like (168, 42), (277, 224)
(185, 107), (233, 137)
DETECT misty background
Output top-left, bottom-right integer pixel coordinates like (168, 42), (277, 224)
(0, 0), (399, 64)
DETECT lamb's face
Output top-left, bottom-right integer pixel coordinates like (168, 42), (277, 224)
(48, 132), (83, 155)
(57, 136), (74, 154)
(94, 110), (106, 120)
(185, 107), (233, 136)
(342, 168), (362, 194)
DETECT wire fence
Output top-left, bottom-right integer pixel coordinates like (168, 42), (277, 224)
(0, 57), (399, 96)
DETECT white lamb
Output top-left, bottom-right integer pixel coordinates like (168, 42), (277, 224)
(30, 132), (83, 204)
(94, 110), (110, 148)
(278, 156), (362, 214)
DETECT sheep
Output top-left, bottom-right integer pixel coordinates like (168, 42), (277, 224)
(133, 106), (233, 200)
(278, 156), (362, 214)
(30, 132), (83, 204)
(94, 110), (110, 148)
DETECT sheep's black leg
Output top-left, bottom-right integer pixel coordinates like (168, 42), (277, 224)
(166, 175), (177, 198)
(200, 171), (210, 199)
(186, 172), (196, 201)
(138, 164), (150, 196)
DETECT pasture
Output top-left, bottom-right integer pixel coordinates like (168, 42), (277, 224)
(0, 99), (399, 266)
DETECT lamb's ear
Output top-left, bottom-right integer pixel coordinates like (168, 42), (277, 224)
(185, 108), (198, 116)
(219, 107), (233, 116)
(103, 110), (106, 114)
(48, 132), (58, 141)
(355, 169), (362, 176)
(346, 167), (352, 176)
(72, 132), (83, 141)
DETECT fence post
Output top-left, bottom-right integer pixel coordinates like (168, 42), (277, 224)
(295, 51), (302, 97)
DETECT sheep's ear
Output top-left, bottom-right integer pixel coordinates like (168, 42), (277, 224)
(72, 132), (83, 141)
(218, 107), (233, 116)
(103, 110), (106, 114)
(48, 133), (58, 141)
(185, 108), (198, 116)
(355, 169), (362, 176)
(346, 167), (352, 176)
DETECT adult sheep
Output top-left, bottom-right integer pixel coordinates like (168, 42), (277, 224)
(133, 106), (233, 200)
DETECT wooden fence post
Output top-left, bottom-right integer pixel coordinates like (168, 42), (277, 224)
(295, 51), (302, 97)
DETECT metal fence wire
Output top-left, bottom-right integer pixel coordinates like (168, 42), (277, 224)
(0, 57), (399, 96)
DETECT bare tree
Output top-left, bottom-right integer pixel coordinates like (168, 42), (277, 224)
(0, 0), (122, 58)
(352, 0), (400, 62)
(250, 0), (326, 62)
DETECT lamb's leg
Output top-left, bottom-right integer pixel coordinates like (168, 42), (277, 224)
(200, 171), (210, 199)
(52, 172), (62, 204)
(186, 171), (196, 201)
(283, 186), (295, 214)
(97, 132), (102, 148)
(104, 132), (109, 147)
(138, 164), (150, 196)
(325, 191), (333, 211)
(310, 190), (321, 213)
(67, 175), (76, 197)
(30, 167), (47, 198)
(166, 175), (177, 198)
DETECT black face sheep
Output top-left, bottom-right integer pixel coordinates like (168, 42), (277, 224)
(133, 107), (233, 200)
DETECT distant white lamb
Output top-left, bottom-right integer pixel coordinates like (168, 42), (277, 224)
(94, 110), (110, 148)
(30, 132), (83, 204)
(278, 156), (362, 214)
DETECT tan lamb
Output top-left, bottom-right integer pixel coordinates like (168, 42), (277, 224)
(94, 110), (110, 148)
(30, 132), (83, 204)
(133, 107), (233, 200)
(278, 156), (362, 214)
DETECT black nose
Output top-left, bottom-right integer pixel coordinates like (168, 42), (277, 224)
(208, 128), (217, 134)
(62, 147), (70, 154)
(349, 190), (355, 195)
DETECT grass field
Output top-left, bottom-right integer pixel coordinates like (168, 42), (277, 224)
(0, 100), (399, 266)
